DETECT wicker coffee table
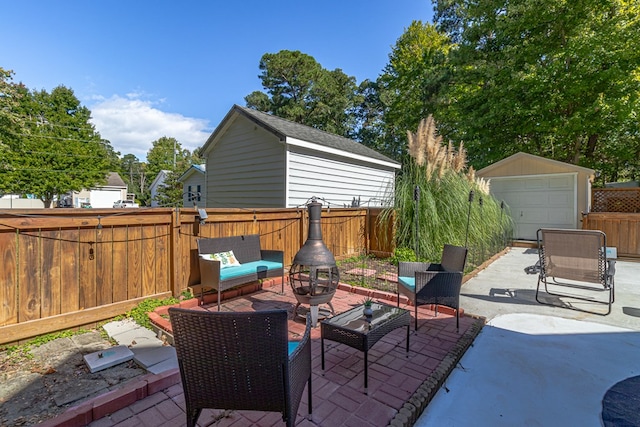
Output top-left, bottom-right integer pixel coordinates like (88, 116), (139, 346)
(321, 302), (410, 394)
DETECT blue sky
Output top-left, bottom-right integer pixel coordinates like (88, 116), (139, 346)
(2, 1), (433, 161)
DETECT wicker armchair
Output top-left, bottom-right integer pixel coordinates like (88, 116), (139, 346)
(397, 244), (468, 331)
(168, 308), (312, 427)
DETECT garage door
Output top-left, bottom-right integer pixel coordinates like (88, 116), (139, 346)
(489, 173), (577, 240)
(90, 190), (122, 208)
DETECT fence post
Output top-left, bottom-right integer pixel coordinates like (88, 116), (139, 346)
(582, 212), (589, 230)
(170, 208), (181, 297)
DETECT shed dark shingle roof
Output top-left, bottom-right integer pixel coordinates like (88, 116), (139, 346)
(234, 105), (399, 166)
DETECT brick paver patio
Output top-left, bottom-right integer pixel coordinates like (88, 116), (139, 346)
(43, 279), (484, 427)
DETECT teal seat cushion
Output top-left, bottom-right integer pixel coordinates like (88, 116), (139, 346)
(288, 341), (299, 355)
(219, 260), (283, 281)
(398, 276), (415, 291)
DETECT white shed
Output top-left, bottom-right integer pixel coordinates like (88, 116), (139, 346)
(200, 105), (401, 208)
(477, 152), (595, 240)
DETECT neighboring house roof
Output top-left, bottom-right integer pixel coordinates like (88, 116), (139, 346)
(103, 172), (127, 188)
(202, 105), (400, 169)
(85, 172), (126, 190)
(150, 170), (171, 190)
(177, 164), (206, 182)
(477, 152), (594, 176)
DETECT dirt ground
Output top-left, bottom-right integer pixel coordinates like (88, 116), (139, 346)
(0, 331), (145, 426)
(337, 255), (399, 293)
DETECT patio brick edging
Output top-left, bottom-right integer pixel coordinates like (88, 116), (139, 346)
(386, 316), (486, 427)
(38, 368), (181, 427)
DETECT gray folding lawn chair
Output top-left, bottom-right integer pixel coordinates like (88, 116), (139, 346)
(536, 228), (615, 315)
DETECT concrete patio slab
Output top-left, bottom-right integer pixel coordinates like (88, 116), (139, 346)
(415, 313), (640, 426)
(415, 248), (640, 426)
(460, 248), (640, 331)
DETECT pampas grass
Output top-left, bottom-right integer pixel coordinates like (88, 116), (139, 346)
(380, 115), (513, 267)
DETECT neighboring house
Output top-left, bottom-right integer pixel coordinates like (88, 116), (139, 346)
(178, 164), (206, 208)
(200, 105), (401, 208)
(149, 170), (171, 207)
(61, 172), (128, 208)
(477, 152), (595, 240)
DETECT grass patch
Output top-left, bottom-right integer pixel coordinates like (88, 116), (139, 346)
(124, 291), (193, 329)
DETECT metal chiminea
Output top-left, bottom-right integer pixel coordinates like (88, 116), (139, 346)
(289, 197), (339, 326)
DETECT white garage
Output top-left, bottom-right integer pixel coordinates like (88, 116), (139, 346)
(477, 152), (595, 241)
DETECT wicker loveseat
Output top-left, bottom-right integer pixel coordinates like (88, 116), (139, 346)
(197, 234), (284, 310)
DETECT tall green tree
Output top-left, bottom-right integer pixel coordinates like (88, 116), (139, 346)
(4, 85), (113, 207)
(432, 0), (640, 180)
(245, 50), (360, 138)
(119, 153), (146, 199)
(146, 136), (190, 180)
(154, 170), (184, 208)
(0, 68), (25, 157)
(374, 21), (453, 162)
(146, 137), (201, 207)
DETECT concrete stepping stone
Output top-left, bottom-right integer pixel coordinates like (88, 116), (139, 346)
(83, 345), (134, 373)
(132, 346), (176, 370)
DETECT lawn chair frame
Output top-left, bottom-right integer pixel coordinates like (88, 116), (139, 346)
(536, 228), (616, 315)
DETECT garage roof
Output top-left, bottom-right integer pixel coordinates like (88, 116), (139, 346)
(477, 152), (594, 176)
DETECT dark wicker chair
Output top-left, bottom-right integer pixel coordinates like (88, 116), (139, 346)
(536, 228), (615, 315)
(168, 308), (312, 427)
(397, 244), (468, 331)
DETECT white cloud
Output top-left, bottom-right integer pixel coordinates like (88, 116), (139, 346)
(89, 94), (212, 161)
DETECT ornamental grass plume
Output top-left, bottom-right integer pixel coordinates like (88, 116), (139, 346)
(380, 115), (513, 265)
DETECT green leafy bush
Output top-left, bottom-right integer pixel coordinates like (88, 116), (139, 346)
(390, 247), (417, 265)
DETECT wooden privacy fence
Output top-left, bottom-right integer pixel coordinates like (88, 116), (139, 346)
(582, 212), (640, 258)
(583, 188), (640, 258)
(0, 207), (392, 344)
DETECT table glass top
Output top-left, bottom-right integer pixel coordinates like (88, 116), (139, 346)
(322, 302), (407, 333)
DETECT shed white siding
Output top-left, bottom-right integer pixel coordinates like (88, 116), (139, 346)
(207, 117), (286, 208)
(287, 149), (395, 208)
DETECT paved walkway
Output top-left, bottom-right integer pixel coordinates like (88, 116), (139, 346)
(42, 280), (483, 427)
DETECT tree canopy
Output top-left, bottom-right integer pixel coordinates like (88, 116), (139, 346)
(245, 50), (360, 138)
(145, 137), (202, 207)
(146, 136), (189, 180)
(1, 83), (115, 207)
(431, 0), (640, 181)
(370, 21), (453, 162)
